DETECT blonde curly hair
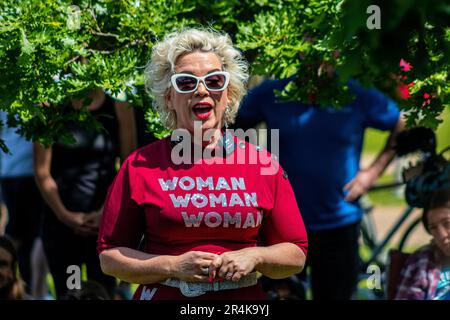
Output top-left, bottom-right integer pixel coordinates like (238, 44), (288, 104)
(145, 27), (249, 130)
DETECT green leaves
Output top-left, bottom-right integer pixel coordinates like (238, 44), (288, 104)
(20, 29), (35, 54)
(238, 0), (449, 128)
(0, 0), (449, 150)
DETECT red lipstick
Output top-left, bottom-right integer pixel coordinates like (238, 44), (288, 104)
(192, 102), (213, 120)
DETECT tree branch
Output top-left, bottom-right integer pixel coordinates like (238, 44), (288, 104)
(91, 31), (120, 39)
(88, 39), (149, 55)
(65, 55), (81, 65)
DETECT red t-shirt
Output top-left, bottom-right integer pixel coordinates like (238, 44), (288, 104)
(97, 136), (308, 300)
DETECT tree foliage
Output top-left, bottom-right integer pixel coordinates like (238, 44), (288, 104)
(238, 0), (449, 129)
(0, 0), (448, 151)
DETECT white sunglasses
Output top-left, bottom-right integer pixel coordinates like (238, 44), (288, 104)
(170, 71), (230, 93)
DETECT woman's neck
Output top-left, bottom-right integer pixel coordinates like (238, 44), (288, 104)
(201, 127), (223, 150)
(172, 126), (224, 161)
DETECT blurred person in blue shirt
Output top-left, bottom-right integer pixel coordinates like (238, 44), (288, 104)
(0, 111), (48, 298)
(235, 77), (405, 300)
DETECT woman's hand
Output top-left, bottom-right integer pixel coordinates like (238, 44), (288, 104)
(58, 211), (93, 236)
(83, 209), (103, 235)
(209, 248), (262, 282)
(171, 251), (219, 283)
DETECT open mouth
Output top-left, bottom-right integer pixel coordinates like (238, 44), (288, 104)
(192, 103), (213, 120)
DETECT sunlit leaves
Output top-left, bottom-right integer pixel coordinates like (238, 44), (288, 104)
(0, 0), (448, 149)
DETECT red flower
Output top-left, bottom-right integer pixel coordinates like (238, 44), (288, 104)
(397, 82), (414, 100)
(421, 99), (431, 107)
(423, 93), (430, 99)
(400, 59), (412, 72)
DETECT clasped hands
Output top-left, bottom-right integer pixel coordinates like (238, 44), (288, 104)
(58, 209), (102, 237)
(173, 248), (262, 284)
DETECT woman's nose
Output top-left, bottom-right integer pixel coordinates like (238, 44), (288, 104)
(195, 81), (209, 96)
(436, 226), (450, 242)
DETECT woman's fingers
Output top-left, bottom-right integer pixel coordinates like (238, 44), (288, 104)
(175, 251), (221, 282)
(218, 264), (244, 282)
(218, 260), (235, 279)
(215, 250), (258, 282)
(192, 251), (219, 260)
(177, 250), (256, 283)
(191, 274), (211, 283)
(209, 256), (222, 279)
(231, 270), (245, 282)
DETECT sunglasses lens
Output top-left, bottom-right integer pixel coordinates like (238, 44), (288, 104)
(205, 74), (226, 90)
(175, 76), (197, 92)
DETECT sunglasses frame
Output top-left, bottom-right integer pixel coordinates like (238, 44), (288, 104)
(170, 71), (230, 93)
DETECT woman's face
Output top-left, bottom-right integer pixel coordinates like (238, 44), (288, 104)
(428, 207), (450, 257)
(166, 51), (230, 134)
(0, 247), (14, 290)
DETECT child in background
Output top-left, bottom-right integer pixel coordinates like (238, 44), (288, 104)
(395, 188), (450, 300)
(0, 235), (25, 300)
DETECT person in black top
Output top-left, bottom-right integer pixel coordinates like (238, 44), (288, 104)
(33, 88), (137, 299)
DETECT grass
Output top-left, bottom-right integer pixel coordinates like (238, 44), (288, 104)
(435, 109), (450, 152)
(363, 107), (450, 154)
(365, 174), (406, 206)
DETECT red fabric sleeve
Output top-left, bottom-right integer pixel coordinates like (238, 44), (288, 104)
(260, 166), (308, 256)
(97, 157), (145, 253)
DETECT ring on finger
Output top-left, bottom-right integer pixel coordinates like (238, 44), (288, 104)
(201, 267), (209, 276)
